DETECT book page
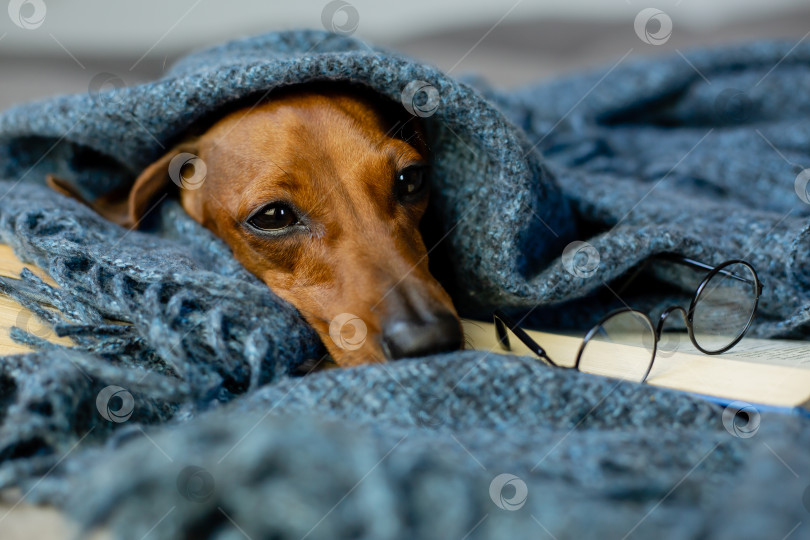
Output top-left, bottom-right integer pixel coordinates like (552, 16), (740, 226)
(668, 333), (810, 369)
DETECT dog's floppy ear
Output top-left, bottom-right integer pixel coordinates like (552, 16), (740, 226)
(46, 140), (199, 230)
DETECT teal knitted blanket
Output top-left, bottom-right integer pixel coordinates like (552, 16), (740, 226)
(0, 31), (808, 539)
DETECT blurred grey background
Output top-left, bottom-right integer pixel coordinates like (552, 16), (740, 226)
(0, 0), (809, 109)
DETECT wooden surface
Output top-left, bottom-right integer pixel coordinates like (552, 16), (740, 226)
(0, 245), (91, 539)
(0, 244), (74, 355)
(0, 242), (113, 532)
(0, 488), (109, 540)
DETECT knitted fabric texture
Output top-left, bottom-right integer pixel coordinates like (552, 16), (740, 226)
(0, 30), (808, 539)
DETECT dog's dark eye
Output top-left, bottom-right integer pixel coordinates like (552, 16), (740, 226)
(394, 166), (428, 201)
(248, 203), (298, 231)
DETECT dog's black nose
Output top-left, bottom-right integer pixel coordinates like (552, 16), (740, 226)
(382, 313), (463, 360)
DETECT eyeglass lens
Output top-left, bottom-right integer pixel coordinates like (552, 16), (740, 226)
(577, 310), (656, 383)
(691, 262), (758, 353)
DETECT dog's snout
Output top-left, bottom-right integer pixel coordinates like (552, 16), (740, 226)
(382, 312), (463, 360)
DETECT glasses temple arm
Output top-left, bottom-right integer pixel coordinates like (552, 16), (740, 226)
(493, 311), (559, 367)
(658, 254), (760, 289)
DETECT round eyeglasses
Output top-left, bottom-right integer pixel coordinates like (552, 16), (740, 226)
(494, 256), (763, 383)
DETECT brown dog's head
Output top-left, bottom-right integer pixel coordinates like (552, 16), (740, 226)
(49, 85), (463, 366)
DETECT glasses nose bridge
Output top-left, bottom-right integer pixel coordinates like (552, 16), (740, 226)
(656, 305), (689, 338)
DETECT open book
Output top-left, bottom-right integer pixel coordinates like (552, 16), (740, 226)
(461, 319), (810, 413)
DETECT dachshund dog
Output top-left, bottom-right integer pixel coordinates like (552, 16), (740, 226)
(47, 84), (463, 367)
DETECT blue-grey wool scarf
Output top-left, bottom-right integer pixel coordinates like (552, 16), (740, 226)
(0, 30), (808, 539)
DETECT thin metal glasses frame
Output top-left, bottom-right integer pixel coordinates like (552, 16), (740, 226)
(493, 255), (763, 383)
